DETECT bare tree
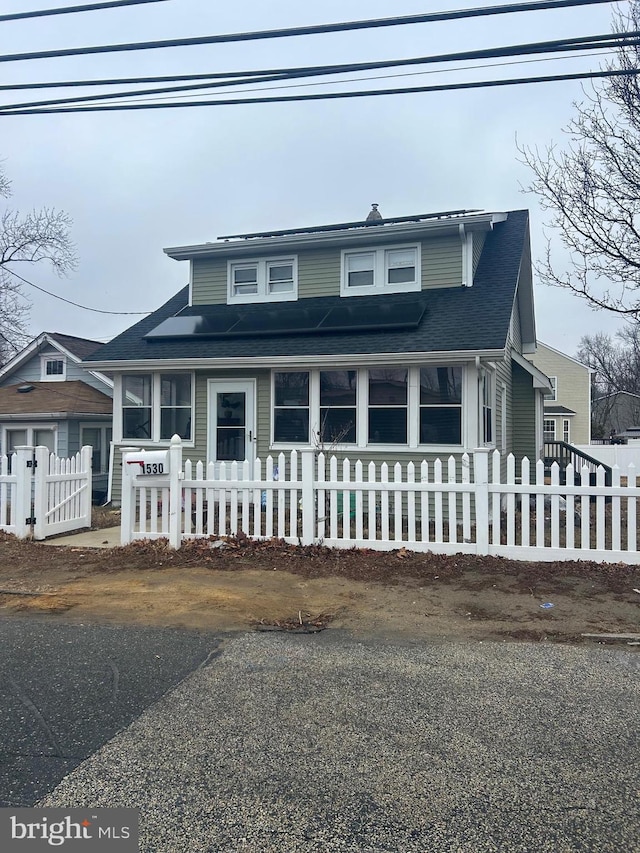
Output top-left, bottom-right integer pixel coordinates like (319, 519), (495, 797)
(0, 161), (76, 360)
(520, 1), (640, 317)
(577, 326), (640, 436)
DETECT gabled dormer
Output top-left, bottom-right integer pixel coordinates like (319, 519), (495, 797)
(164, 207), (508, 307)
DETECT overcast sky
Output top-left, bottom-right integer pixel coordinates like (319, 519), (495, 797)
(0, 0), (631, 358)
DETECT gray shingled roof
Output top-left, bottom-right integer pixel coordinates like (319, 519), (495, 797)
(86, 210), (528, 364)
(48, 333), (104, 360)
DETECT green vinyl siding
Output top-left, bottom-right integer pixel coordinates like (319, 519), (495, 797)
(190, 235), (465, 304)
(298, 248), (340, 297)
(191, 258), (227, 305)
(421, 235), (462, 288)
(511, 361), (536, 466)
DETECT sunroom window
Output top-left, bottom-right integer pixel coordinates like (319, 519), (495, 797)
(122, 375), (152, 439)
(319, 370), (357, 444)
(121, 374), (193, 442)
(419, 366), (462, 444)
(273, 372), (309, 442)
(368, 368), (408, 444)
(160, 374), (192, 440)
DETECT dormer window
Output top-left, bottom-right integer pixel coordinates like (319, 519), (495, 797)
(228, 257), (297, 304)
(41, 356), (66, 381)
(341, 244), (420, 296)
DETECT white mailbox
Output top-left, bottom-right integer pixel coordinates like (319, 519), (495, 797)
(124, 449), (170, 477)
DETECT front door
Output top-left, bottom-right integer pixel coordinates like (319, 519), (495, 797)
(208, 380), (256, 476)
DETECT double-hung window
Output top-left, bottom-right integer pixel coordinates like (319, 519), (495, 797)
(228, 257), (297, 303)
(271, 366), (469, 448)
(121, 374), (193, 442)
(320, 370), (357, 444)
(273, 372), (309, 442)
(341, 245), (420, 295)
(480, 369), (494, 445)
(419, 366), (462, 444)
(544, 419), (556, 442)
(368, 369), (408, 444)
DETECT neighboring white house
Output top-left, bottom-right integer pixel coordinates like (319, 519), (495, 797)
(527, 341), (591, 446)
(0, 332), (113, 501)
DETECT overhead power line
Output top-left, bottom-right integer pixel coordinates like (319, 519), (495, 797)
(4, 268), (151, 315)
(0, 0), (169, 23)
(2, 67), (638, 115)
(1, 31), (637, 112)
(0, 0), (616, 64)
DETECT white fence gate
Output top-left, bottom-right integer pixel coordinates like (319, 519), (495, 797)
(0, 445), (92, 540)
(121, 437), (640, 565)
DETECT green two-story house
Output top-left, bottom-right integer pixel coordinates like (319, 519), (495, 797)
(84, 207), (549, 502)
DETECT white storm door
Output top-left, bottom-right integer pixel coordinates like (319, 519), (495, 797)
(208, 380), (256, 476)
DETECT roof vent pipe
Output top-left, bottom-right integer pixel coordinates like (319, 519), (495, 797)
(366, 204), (382, 222)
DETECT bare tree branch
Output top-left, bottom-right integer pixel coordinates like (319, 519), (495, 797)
(520, 1), (640, 318)
(0, 160), (76, 362)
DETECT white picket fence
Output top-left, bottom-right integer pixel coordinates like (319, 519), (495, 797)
(0, 445), (92, 540)
(120, 436), (640, 564)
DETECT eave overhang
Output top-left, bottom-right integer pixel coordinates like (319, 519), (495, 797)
(164, 213), (507, 261)
(512, 349), (552, 389)
(85, 348), (506, 372)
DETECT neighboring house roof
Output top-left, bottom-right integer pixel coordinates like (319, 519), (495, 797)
(44, 333), (104, 361)
(593, 390), (640, 403)
(0, 332), (112, 386)
(86, 210), (532, 366)
(544, 405), (576, 415)
(0, 381), (112, 417)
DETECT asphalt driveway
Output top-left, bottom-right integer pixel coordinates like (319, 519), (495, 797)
(0, 617), (219, 807)
(1, 617), (638, 851)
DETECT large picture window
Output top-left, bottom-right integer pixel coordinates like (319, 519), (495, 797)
(419, 366), (462, 444)
(121, 374), (193, 442)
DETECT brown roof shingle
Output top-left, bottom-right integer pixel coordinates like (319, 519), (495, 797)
(0, 381), (112, 416)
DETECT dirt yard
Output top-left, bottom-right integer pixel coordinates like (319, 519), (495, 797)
(0, 525), (639, 646)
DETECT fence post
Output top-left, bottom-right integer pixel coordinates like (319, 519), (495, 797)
(168, 434), (183, 549)
(13, 446), (34, 539)
(301, 449), (315, 546)
(473, 448), (489, 555)
(80, 445), (93, 528)
(32, 445), (50, 541)
(120, 449), (135, 546)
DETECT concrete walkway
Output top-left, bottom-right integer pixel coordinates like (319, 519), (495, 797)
(41, 526), (121, 548)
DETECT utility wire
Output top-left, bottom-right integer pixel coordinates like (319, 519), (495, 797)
(2, 31), (636, 112)
(0, 0), (616, 64)
(107, 49), (621, 106)
(0, 1), (169, 23)
(0, 28), (630, 92)
(4, 268), (151, 315)
(2, 67), (638, 115)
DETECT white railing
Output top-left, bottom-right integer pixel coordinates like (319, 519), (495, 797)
(120, 437), (640, 564)
(0, 446), (92, 540)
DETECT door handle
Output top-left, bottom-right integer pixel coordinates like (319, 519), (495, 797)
(248, 430), (253, 442)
